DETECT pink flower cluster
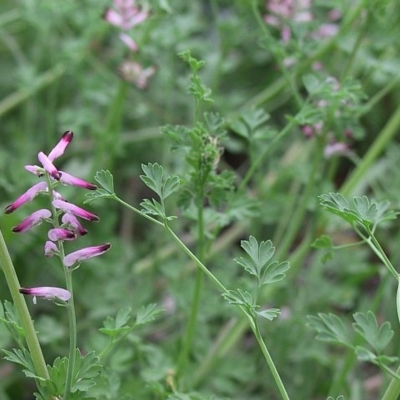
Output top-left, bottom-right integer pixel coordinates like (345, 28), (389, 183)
(5, 131), (111, 303)
(264, 0), (340, 44)
(104, 0), (155, 89)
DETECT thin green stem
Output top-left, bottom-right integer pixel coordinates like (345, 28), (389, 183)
(177, 197), (206, 378)
(63, 270), (77, 400)
(0, 228), (49, 381)
(381, 365), (400, 400)
(252, 318), (290, 400)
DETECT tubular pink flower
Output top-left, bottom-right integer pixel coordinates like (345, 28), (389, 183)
(64, 243), (112, 267)
(19, 287), (71, 303)
(59, 171), (97, 190)
(5, 182), (47, 214)
(44, 241), (59, 257)
(47, 131), (74, 161)
(52, 199), (99, 221)
(38, 152), (61, 180)
(48, 228), (76, 241)
(12, 209), (52, 233)
(25, 165), (45, 176)
(61, 214), (88, 236)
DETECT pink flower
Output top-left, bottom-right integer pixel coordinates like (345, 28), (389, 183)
(48, 228), (76, 241)
(52, 199), (99, 222)
(47, 131), (74, 161)
(324, 142), (351, 158)
(118, 61), (156, 89)
(38, 152), (60, 180)
(25, 165), (45, 176)
(5, 182), (47, 214)
(104, 0), (149, 30)
(19, 286), (71, 303)
(119, 32), (138, 52)
(64, 243), (112, 267)
(58, 171), (97, 190)
(12, 209), (52, 233)
(62, 214), (88, 236)
(44, 241), (59, 257)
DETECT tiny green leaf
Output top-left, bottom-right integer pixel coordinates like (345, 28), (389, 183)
(255, 308), (281, 321)
(312, 235), (333, 249)
(94, 170), (114, 194)
(136, 304), (164, 326)
(260, 261), (290, 285)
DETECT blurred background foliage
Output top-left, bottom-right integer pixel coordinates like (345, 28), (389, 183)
(1, 0), (400, 399)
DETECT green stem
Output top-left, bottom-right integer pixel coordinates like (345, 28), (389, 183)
(252, 318), (290, 400)
(381, 365), (400, 400)
(63, 270), (77, 400)
(0, 229), (49, 380)
(177, 198), (206, 378)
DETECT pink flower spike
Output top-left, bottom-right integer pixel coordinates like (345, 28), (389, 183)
(19, 287), (71, 303)
(104, 8), (124, 27)
(52, 199), (99, 222)
(47, 131), (74, 162)
(59, 171), (97, 190)
(5, 182), (47, 214)
(25, 165), (45, 177)
(38, 152), (61, 180)
(12, 209), (52, 233)
(44, 241), (59, 257)
(48, 228), (76, 241)
(64, 243), (112, 267)
(62, 214), (88, 236)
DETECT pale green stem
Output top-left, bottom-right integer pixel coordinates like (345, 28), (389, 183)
(381, 365), (400, 400)
(252, 318), (290, 400)
(0, 228), (49, 380)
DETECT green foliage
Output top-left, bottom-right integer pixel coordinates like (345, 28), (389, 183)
(319, 193), (398, 232)
(234, 236), (290, 287)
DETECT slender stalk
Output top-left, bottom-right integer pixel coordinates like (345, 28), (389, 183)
(177, 198), (206, 377)
(0, 228), (49, 380)
(252, 318), (290, 400)
(381, 365), (400, 400)
(63, 270), (77, 400)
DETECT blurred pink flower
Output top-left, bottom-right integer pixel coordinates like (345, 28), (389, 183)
(119, 33), (138, 52)
(62, 214), (88, 236)
(44, 240), (59, 257)
(47, 130), (73, 162)
(324, 142), (351, 158)
(59, 171), (97, 190)
(104, 0), (148, 30)
(119, 60), (156, 89)
(38, 152), (61, 180)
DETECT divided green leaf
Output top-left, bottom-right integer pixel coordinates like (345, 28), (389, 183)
(94, 170), (115, 194)
(353, 311), (393, 353)
(136, 303), (164, 326)
(307, 313), (353, 348)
